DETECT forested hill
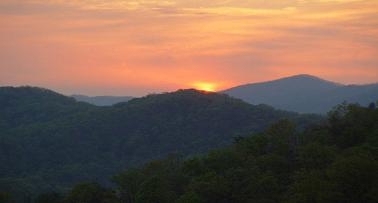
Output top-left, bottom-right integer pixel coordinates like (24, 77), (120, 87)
(65, 103), (376, 203)
(0, 86), (94, 129)
(0, 87), (321, 200)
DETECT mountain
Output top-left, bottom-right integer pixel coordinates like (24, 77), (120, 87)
(0, 86), (322, 198)
(96, 103), (378, 203)
(71, 95), (133, 106)
(223, 74), (378, 114)
(0, 86), (93, 129)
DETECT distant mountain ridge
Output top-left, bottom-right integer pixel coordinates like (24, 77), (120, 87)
(72, 95), (133, 106)
(223, 74), (378, 114)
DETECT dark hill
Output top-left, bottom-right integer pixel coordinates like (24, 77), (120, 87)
(223, 74), (378, 114)
(0, 87), (321, 197)
(0, 86), (93, 129)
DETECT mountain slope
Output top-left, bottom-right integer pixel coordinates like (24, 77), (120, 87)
(72, 95), (133, 106)
(102, 103), (378, 203)
(0, 87), (321, 196)
(223, 74), (378, 114)
(0, 86), (94, 129)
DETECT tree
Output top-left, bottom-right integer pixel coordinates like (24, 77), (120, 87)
(297, 143), (336, 170)
(0, 191), (13, 203)
(135, 176), (177, 203)
(286, 170), (338, 203)
(65, 182), (117, 203)
(328, 154), (378, 203)
(113, 169), (145, 203)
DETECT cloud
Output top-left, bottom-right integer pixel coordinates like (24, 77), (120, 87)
(0, 0), (377, 95)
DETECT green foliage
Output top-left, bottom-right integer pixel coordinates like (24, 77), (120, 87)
(112, 169), (145, 203)
(135, 176), (177, 203)
(327, 154), (378, 203)
(2, 87), (377, 203)
(286, 170), (339, 203)
(106, 103), (378, 203)
(297, 143), (336, 170)
(328, 103), (378, 148)
(4, 101), (369, 203)
(0, 191), (13, 203)
(0, 87), (320, 198)
(65, 182), (117, 203)
(175, 191), (201, 203)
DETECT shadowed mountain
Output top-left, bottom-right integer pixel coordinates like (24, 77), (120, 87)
(0, 86), (93, 128)
(223, 74), (378, 114)
(0, 86), (321, 197)
(71, 95), (133, 106)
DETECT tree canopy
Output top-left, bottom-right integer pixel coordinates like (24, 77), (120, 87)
(0, 87), (321, 201)
(26, 102), (378, 203)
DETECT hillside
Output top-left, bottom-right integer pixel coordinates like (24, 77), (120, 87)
(223, 74), (378, 114)
(26, 102), (378, 203)
(106, 103), (377, 203)
(0, 86), (94, 129)
(71, 95), (133, 106)
(0, 87), (321, 198)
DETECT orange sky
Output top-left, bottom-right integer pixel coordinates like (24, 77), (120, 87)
(0, 0), (377, 96)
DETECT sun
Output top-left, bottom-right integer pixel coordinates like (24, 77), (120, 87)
(193, 82), (217, 92)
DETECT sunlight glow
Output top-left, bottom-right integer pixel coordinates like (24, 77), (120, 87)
(193, 82), (217, 92)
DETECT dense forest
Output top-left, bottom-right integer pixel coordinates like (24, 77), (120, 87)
(0, 87), (321, 202)
(4, 102), (376, 203)
(0, 86), (378, 203)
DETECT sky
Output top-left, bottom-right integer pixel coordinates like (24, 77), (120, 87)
(0, 0), (377, 96)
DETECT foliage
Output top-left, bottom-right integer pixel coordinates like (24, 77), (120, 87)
(4, 87), (376, 203)
(64, 182), (117, 203)
(0, 87), (321, 200)
(103, 102), (377, 203)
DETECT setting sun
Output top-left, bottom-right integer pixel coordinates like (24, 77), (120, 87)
(193, 82), (217, 92)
